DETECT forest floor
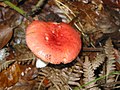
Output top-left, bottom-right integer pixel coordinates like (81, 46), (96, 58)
(0, 0), (120, 90)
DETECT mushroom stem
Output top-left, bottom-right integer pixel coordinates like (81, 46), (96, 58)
(36, 58), (49, 68)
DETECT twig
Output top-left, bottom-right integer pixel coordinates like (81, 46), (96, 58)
(28, 0), (46, 16)
(82, 47), (104, 52)
(32, 0), (46, 11)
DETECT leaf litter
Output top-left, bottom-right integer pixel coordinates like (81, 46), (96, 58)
(0, 0), (120, 90)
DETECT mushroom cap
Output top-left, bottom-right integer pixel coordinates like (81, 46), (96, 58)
(26, 20), (81, 64)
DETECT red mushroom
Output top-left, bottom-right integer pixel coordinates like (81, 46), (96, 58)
(26, 20), (81, 64)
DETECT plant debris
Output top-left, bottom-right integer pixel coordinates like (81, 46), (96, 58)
(0, 0), (120, 90)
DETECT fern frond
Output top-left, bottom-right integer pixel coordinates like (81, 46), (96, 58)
(91, 53), (105, 70)
(16, 52), (36, 65)
(37, 61), (83, 90)
(62, 62), (83, 86)
(83, 56), (100, 90)
(38, 67), (71, 90)
(0, 60), (15, 72)
(104, 38), (116, 83)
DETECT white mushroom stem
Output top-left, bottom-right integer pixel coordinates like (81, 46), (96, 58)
(36, 58), (49, 68)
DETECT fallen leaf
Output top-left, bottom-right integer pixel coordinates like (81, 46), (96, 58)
(0, 63), (21, 88)
(0, 23), (13, 49)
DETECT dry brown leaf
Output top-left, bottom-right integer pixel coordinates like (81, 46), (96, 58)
(0, 24), (13, 49)
(19, 65), (38, 82)
(0, 63), (37, 89)
(0, 63), (21, 89)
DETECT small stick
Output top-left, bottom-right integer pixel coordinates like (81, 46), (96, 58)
(28, 0), (46, 16)
(82, 47), (104, 52)
(32, 0), (46, 11)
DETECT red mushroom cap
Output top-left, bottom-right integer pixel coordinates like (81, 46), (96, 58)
(26, 20), (81, 64)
